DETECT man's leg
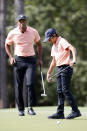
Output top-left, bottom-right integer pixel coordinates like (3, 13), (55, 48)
(26, 63), (36, 115)
(14, 62), (25, 115)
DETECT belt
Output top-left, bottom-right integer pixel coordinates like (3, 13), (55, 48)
(57, 65), (69, 68)
(15, 55), (35, 59)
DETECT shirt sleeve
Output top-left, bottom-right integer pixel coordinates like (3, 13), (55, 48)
(60, 38), (71, 50)
(34, 29), (40, 42)
(5, 31), (14, 45)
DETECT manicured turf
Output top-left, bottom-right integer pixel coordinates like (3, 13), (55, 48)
(0, 106), (87, 131)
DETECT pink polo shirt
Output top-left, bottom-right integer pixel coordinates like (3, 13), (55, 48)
(51, 36), (71, 66)
(5, 26), (40, 56)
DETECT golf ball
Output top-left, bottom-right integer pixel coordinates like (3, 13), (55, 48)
(57, 121), (61, 124)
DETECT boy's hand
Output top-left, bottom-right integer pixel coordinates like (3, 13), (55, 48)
(47, 73), (52, 82)
(70, 61), (76, 67)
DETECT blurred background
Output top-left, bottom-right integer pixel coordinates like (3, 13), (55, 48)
(0, 0), (87, 108)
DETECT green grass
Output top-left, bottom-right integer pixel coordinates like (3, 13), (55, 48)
(0, 106), (87, 131)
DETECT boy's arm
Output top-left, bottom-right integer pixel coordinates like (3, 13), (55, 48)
(47, 56), (56, 82)
(68, 45), (77, 67)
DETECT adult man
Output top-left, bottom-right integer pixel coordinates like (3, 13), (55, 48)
(5, 14), (42, 116)
(43, 28), (81, 119)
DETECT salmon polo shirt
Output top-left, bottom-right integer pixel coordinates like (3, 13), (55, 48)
(5, 26), (40, 56)
(51, 36), (72, 66)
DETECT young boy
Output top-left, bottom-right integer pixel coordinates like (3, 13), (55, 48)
(43, 28), (81, 119)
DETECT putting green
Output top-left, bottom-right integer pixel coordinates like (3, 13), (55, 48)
(0, 106), (87, 131)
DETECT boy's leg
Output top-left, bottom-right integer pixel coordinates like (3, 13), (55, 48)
(61, 66), (78, 112)
(57, 75), (65, 115)
(61, 66), (81, 119)
(48, 67), (65, 119)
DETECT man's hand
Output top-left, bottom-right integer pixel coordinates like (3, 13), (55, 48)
(10, 56), (16, 65)
(5, 44), (16, 66)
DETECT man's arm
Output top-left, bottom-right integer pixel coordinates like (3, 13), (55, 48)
(68, 45), (77, 66)
(5, 44), (15, 65)
(36, 40), (43, 65)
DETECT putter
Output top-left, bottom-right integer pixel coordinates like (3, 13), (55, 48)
(40, 65), (47, 96)
(51, 65), (70, 78)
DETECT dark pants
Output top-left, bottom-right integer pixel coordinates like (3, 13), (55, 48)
(14, 56), (36, 111)
(56, 65), (78, 115)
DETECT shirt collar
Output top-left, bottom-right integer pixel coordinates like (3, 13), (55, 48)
(17, 26), (28, 33)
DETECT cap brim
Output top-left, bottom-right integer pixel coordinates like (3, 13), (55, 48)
(17, 18), (26, 22)
(43, 37), (50, 43)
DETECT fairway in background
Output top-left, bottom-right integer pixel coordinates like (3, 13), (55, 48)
(0, 106), (87, 131)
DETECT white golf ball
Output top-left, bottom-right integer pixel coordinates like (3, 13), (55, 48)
(57, 121), (61, 124)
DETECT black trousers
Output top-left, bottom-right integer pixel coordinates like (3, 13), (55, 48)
(56, 65), (79, 114)
(14, 56), (36, 111)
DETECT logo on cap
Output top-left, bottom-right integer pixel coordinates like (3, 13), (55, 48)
(16, 14), (27, 22)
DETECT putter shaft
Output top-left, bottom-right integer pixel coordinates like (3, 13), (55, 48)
(51, 65), (70, 78)
(40, 65), (47, 96)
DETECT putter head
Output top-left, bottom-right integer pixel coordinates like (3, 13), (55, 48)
(41, 93), (47, 97)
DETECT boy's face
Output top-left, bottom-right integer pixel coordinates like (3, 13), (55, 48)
(48, 34), (57, 44)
